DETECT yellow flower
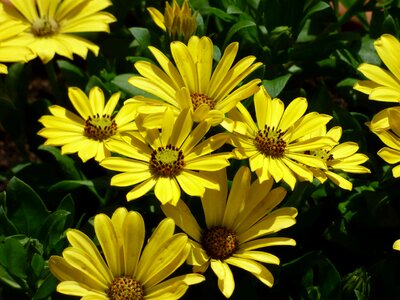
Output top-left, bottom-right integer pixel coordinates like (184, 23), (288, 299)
(161, 166), (297, 298)
(1, 0), (116, 63)
(354, 34), (400, 102)
(368, 107), (400, 178)
(127, 35), (262, 127)
(147, 0), (197, 42)
(393, 239), (400, 251)
(100, 108), (231, 205)
(0, 5), (34, 73)
(228, 86), (337, 190)
(49, 207), (205, 299)
(301, 126), (370, 190)
(38, 86), (137, 162)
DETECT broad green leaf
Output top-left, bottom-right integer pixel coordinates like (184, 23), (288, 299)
(129, 27), (151, 50)
(48, 180), (96, 192)
(39, 209), (71, 255)
(263, 74), (292, 98)
(224, 20), (256, 45)
(30, 253), (44, 278)
(111, 73), (155, 97)
(0, 237), (27, 279)
(0, 264), (22, 289)
(6, 177), (49, 237)
(0, 192), (18, 236)
(32, 272), (57, 300)
(57, 60), (86, 87)
(38, 145), (84, 180)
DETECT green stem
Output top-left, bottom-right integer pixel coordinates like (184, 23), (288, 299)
(44, 60), (65, 104)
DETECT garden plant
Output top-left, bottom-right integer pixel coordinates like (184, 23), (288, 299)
(0, 0), (400, 299)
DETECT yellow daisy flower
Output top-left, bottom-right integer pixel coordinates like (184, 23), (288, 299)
(354, 34), (400, 102)
(147, 0), (197, 42)
(368, 107), (400, 178)
(127, 35), (262, 127)
(301, 126), (370, 190)
(100, 108), (231, 205)
(393, 239), (400, 251)
(1, 0), (117, 63)
(38, 86), (137, 162)
(161, 166), (297, 298)
(49, 207), (205, 299)
(228, 86), (337, 190)
(0, 5), (34, 74)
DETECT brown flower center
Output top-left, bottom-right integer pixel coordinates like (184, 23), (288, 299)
(84, 114), (117, 141)
(201, 226), (238, 260)
(254, 125), (287, 158)
(149, 145), (185, 177)
(107, 276), (144, 300)
(31, 18), (59, 37)
(190, 92), (216, 111)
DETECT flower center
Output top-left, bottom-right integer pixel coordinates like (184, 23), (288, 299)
(149, 145), (185, 177)
(31, 18), (59, 37)
(84, 114), (117, 141)
(190, 92), (216, 111)
(201, 226), (238, 260)
(254, 125), (287, 158)
(107, 276), (144, 300)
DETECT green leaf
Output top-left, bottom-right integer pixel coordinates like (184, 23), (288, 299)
(111, 73), (152, 97)
(0, 264), (22, 289)
(48, 180), (97, 192)
(39, 210), (71, 255)
(38, 145), (84, 180)
(85, 75), (111, 94)
(128, 27), (151, 50)
(200, 6), (234, 22)
(262, 74), (292, 98)
(32, 272), (57, 300)
(0, 192), (18, 236)
(224, 20), (256, 45)
(0, 238), (27, 279)
(30, 253), (44, 278)
(303, 1), (331, 20)
(57, 60), (86, 87)
(6, 177), (49, 237)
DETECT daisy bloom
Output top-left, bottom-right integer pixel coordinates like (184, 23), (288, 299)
(301, 126), (370, 190)
(0, 5), (34, 74)
(367, 107), (400, 178)
(353, 34), (400, 102)
(127, 35), (262, 127)
(393, 239), (400, 251)
(38, 86), (137, 162)
(100, 108), (231, 205)
(147, 0), (197, 43)
(161, 166), (297, 298)
(228, 86), (337, 190)
(1, 0), (117, 63)
(48, 207), (205, 299)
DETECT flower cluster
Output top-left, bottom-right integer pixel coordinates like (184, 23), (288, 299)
(10, 0), (384, 299)
(353, 33), (400, 251)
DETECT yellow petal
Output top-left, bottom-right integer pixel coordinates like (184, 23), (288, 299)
(210, 260), (235, 298)
(375, 34), (400, 81)
(126, 178), (157, 201)
(222, 166), (250, 229)
(94, 214), (121, 277)
(68, 87), (91, 119)
(393, 239), (400, 251)
(147, 7), (166, 31)
(161, 201), (202, 241)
